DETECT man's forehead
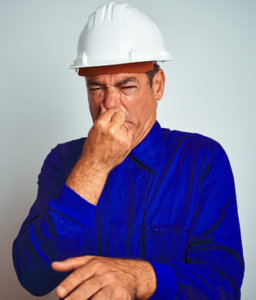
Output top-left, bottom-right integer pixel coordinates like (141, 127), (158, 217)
(86, 73), (143, 85)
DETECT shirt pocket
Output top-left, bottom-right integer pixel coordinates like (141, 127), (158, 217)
(145, 208), (194, 264)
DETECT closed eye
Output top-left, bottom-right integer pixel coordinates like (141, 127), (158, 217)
(120, 86), (137, 89)
(89, 87), (104, 91)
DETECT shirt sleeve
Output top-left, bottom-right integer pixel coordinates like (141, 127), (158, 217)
(148, 145), (244, 300)
(12, 144), (97, 296)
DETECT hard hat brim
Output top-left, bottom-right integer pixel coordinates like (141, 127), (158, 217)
(77, 61), (154, 77)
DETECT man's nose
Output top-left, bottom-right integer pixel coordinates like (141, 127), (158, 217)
(104, 87), (121, 109)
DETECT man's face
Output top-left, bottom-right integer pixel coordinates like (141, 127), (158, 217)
(86, 71), (164, 148)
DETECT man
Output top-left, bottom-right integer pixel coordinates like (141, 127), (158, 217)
(13, 2), (244, 299)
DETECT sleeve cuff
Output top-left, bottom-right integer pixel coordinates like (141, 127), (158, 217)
(148, 260), (178, 300)
(54, 183), (97, 228)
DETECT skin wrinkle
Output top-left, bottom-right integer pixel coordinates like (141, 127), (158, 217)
(87, 77), (139, 88)
(85, 71), (165, 150)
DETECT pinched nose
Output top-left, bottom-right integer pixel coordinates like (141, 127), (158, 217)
(104, 87), (121, 110)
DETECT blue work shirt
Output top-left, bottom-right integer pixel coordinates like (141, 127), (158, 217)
(13, 121), (244, 299)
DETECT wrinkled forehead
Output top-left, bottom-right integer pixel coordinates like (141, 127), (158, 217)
(86, 73), (147, 86)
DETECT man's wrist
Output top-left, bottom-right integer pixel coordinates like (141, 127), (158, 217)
(77, 155), (111, 177)
(134, 260), (157, 300)
(66, 157), (109, 206)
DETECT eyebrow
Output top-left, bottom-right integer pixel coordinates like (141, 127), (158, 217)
(116, 77), (138, 86)
(87, 77), (138, 87)
(86, 80), (104, 87)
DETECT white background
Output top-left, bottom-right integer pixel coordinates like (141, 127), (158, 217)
(1, 0), (255, 298)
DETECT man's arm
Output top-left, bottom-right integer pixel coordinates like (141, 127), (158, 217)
(52, 256), (157, 300)
(165, 146), (244, 299)
(66, 104), (134, 205)
(51, 143), (243, 300)
(12, 105), (136, 296)
(13, 105), (244, 299)
(53, 105), (159, 300)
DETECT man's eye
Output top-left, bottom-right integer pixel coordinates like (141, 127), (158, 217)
(89, 88), (102, 91)
(121, 86), (136, 90)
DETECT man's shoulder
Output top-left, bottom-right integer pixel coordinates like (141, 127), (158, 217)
(162, 127), (220, 146)
(45, 137), (86, 166)
(55, 137), (87, 152)
(157, 128), (232, 182)
(160, 127), (225, 159)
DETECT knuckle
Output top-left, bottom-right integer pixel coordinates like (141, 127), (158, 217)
(73, 269), (85, 281)
(108, 126), (116, 136)
(95, 118), (105, 129)
(91, 258), (102, 268)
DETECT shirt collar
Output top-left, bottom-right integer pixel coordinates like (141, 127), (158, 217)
(130, 120), (164, 173)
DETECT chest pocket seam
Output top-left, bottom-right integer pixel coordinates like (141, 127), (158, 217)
(147, 224), (191, 235)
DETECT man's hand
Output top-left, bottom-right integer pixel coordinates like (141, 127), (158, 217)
(52, 256), (157, 300)
(66, 104), (134, 205)
(83, 104), (134, 173)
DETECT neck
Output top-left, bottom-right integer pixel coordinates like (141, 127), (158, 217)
(131, 117), (156, 149)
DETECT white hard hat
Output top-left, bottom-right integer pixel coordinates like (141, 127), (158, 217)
(69, 2), (171, 70)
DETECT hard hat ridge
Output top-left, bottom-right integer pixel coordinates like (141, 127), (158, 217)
(69, 2), (171, 70)
(86, 2), (135, 30)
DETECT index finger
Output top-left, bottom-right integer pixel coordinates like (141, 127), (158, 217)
(127, 128), (135, 148)
(51, 255), (94, 273)
(98, 104), (123, 123)
(99, 103), (106, 115)
(54, 259), (97, 299)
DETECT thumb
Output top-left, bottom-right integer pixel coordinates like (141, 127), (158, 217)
(99, 103), (106, 115)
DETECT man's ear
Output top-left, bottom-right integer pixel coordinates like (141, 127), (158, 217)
(152, 69), (165, 101)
